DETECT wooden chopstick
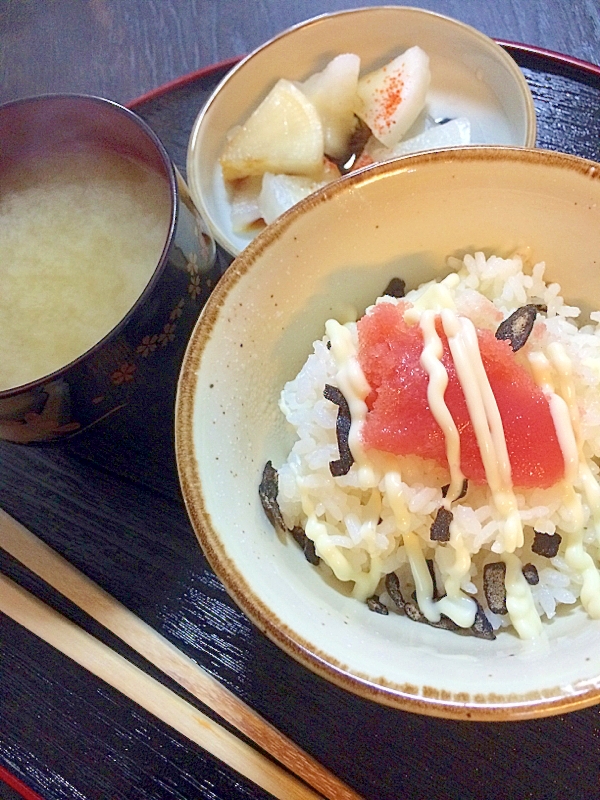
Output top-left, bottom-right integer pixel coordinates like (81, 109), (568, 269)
(0, 508), (363, 800)
(0, 572), (322, 800)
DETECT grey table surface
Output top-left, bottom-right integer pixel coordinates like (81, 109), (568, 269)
(1, 0), (599, 106)
(2, 3), (600, 800)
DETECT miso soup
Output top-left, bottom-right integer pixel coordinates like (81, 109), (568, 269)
(0, 148), (171, 390)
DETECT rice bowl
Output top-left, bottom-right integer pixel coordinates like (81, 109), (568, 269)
(176, 147), (600, 719)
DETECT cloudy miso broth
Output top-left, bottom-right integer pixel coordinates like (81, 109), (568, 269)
(0, 148), (171, 390)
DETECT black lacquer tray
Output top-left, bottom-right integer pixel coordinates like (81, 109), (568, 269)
(2, 45), (600, 800)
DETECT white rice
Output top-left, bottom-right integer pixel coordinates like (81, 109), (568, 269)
(275, 253), (600, 637)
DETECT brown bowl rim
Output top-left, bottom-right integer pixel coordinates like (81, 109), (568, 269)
(176, 145), (600, 721)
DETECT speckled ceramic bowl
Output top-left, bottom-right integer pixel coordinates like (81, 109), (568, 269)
(186, 6), (536, 256)
(176, 147), (600, 720)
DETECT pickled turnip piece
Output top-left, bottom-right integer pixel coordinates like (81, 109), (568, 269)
(258, 173), (314, 225)
(356, 46), (431, 148)
(363, 117), (471, 163)
(229, 176), (263, 232)
(220, 79), (324, 181)
(258, 160), (340, 224)
(300, 54), (361, 160)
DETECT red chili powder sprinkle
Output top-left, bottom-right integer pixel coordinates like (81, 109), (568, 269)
(371, 68), (405, 134)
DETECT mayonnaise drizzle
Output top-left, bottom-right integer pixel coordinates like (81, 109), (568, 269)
(435, 523), (477, 628)
(441, 311), (509, 490)
(527, 342), (600, 619)
(558, 483), (600, 618)
(300, 483), (382, 600)
(385, 469), (476, 626)
(547, 342), (600, 537)
(403, 528), (439, 620)
(502, 552), (543, 639)
(419, 309), (465, 505)
(530, 346), (600, 522)
(528, 351), (579, 483)
(299, 288), (600, 636)
(440, 308), (524, 555)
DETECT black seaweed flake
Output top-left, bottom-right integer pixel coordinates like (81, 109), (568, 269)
(407, 563), (459, 631)
(323, 383), (354, 476)
(383, 277), (406, 298)
(470, 599), (496, 640)
(290, 526), (304, 547)
(430, 507), (453, 542)
(385, 572), (405, 612)
(522, 563), (540, 585)
(260, 462), (320, 565)
(367, 595), (389, 615)
(290, 526), (320, 566)
(426, 559), (441, 600)
(334, 116), (372, 173)
(532, 530), (562, 558)
(495, 304), (538, 352)
(259, 461), (286, 533)
(384, 569), (495, 638)
(442, 479), (468, 501)
(423, 565), (495, 638)
(483, 562), (508, 615)
(403, 599), (427, 623)
(406, 593), (459, 631)
(303, 538), (320, 566)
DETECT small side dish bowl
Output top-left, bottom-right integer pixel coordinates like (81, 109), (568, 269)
(187, 6), (536, 256)
(176, 147), (600, 721)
